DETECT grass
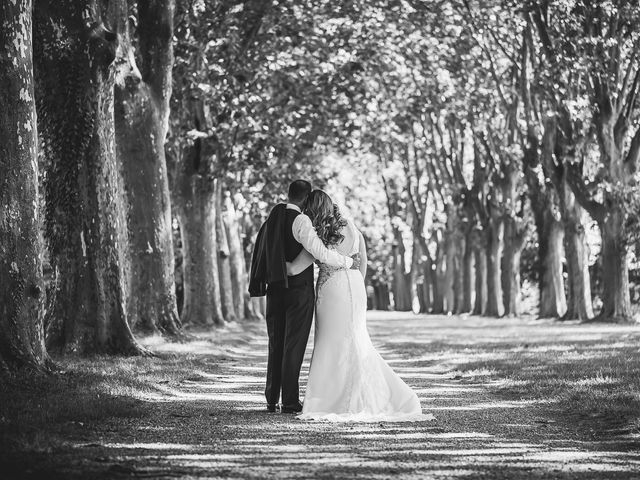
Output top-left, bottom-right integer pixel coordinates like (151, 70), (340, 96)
(450, 342), (640, 440)
(1, 314), (639, 479)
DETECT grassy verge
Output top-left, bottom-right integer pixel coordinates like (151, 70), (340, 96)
(451, 339), (640, 441)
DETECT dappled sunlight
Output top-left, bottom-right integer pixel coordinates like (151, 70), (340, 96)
(5, 312), (639, 478)
(99, 442), (201, 450)
(428, 400), (547, 411)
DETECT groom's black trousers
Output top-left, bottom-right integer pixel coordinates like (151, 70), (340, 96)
(265, 282), (314, 408)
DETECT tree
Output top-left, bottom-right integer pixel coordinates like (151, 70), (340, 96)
(114, 0), (182, 335)
(529, 0), (639, 322)
(0, 0), (50, 371)
(34, 0), (146, 354)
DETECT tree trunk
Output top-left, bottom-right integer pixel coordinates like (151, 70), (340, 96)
(391, 232), (412, 311)
(453, 233), (466, 314)
(502, 218), (525, 317)
(473, 241), (488, 315)
(461, 230), (475, 314)
(523, 106), (567, 319)
(561, 184), (594, 321)
(432, 240), (445, 314)
(414, 234), (433, 313)
(34, 0), (145, 355)
(373, 283), (391, 310)
(443, 232), (456, 314)
(418, 258), (433, 313)
(0, 0), (50, 371)
(485, 218), (505, 317)
(174, 162), (224, 326)
(216, 182), (236, 322)
(222, 191), (247, 319)
(597, 206), (631, 322)
(113, 0), (180, 335)
(537, 212), (567, 318)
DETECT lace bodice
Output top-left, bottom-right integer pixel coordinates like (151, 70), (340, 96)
(316, 219), (359, 292)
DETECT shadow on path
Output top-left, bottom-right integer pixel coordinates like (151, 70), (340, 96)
(2, 312), (639, 479)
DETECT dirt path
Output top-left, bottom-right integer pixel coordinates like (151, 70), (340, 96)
(6, 312), (640, 479)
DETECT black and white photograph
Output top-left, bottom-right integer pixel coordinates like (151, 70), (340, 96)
(1, 0), (640, 478)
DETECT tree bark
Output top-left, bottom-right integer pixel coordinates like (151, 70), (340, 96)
(114, 0), (180, 335)
(173, 146), (224, 327)
(391, 230), (412, 311)
(502, 217), (525, 316)
(222, 191), (247, 319)
(0, 0), (51, 371)
(598, 207), (631, 322)
(442, 233), (456, 314)
(537, 217), (567, 318)
(34, 0), (145, 355)
(473, 239), (488, 315)
(373, 283), (391, 310)
(216, 182), (236, 322)
(461, 229), (475, 314)
(485, 217), (505, 317)
(431, 237), (445, 314)
(453, 232), (466, 314)
(524, 126), (567, 318)
(417, 257), (433, 313)
(561, 185), (594, 321)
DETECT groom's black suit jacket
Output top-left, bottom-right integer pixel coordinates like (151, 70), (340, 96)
(248, 204), (313, 296)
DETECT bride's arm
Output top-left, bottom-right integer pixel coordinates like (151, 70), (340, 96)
(286, 249), (315, 276)
(358, 232), (367, 278)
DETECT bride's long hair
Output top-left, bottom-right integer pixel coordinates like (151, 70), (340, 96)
(304, 190), (347, 246)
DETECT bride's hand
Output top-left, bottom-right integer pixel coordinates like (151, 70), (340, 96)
(286, 261), (294, 275)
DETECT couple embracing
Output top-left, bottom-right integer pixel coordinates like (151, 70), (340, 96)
(249, 180), (433, 422)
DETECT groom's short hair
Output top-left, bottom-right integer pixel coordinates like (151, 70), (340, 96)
(288, 180), (312, 203)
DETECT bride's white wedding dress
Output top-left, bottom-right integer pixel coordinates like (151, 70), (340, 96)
(290, 218), (434, 422)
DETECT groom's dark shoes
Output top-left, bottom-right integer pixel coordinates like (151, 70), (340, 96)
(266, 403), (279, 413)
(281, 401), (303, 414)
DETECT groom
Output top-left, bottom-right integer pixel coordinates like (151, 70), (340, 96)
(249, 180), (359, 413)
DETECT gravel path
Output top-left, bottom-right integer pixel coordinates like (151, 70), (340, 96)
(6, 312), (640, 479)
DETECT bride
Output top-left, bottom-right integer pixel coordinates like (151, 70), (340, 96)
(286, 190), (434, 422)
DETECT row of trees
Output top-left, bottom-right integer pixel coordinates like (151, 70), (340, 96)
(335, 0), (639, 323)
(1, 0), (638, 371)
(0, 0), (371, 370)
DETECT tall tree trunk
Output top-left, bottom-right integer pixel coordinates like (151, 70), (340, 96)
(240, 209), (262, 320)
(453, 232), (466, 314)
(431, 238), (445, 314)
(34, 0), (145, 355)
(473, 239), (488, 315)
(598, 206), (631, 322)
(222, 191), (247, 319)
(537, 211), (567, 318)
(485, 217), (505, 317)
(0, 0), (50, 371)
(373, 283), (391, 310)
(173, 145), (223, 326)
(501, 162), (525, 317)
(391, 231), (412, 311)
(418, 258), (433, 313)
(443, 232), (456, 314)
(414, 235), (433, 313)
(461, 229), (475, 314)
(561, 183), (593, 321)
(502, 218), (525, 316)
(522, 82), (567, 319)
(114, 0), (180, 335)
(216, 182), (236, 322)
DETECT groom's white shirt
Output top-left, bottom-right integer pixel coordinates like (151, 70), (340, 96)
(287, 203), (353, 268)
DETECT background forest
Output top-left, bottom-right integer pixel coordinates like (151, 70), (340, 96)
(2, 0), (640, 370)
